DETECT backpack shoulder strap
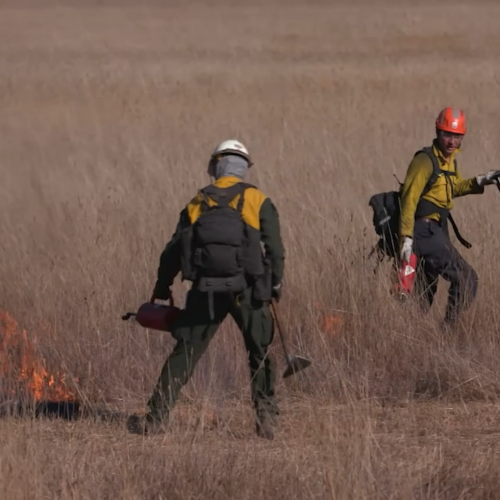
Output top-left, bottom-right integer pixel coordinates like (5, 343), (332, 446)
(233, 182), (256, 213)
(414, 149), (470, 246)
(414, 147), (440, 196)
(197, 185), (214, 213)
(200, 182), (256, 213)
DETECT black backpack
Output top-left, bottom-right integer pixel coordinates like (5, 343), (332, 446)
(368, 147), (471, 261)
(180, 182), (265, 317)
(368, 189), (402, 260)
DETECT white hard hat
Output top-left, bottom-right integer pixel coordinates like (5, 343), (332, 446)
(210, 139), (253, 166)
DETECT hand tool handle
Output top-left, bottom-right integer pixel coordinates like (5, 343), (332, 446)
(270, 298), (291, 360)
(150, 293), (175, 306)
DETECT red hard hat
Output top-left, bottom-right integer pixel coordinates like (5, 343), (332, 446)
(435, 107), (467, 135)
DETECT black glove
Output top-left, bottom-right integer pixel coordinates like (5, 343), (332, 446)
(272, 283), (282, 303)
(152, 284), (172, 302)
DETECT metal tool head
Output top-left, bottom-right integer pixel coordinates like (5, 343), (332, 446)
(283, 355), (312, 379)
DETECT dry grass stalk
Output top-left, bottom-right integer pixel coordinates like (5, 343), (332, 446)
(1, 1), (500, 497)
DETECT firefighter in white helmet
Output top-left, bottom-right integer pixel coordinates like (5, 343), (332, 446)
(128, 139), (285, 440)
(210, 139), (254, 166)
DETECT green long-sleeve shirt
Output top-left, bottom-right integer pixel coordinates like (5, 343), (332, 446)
(153, 177), (285, 299)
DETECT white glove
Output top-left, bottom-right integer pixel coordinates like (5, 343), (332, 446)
(476, 170), (500, 187)
(400, 237), (413, 263)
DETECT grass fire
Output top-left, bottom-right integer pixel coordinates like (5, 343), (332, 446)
(2, 0), (500, 498)
(0, 310), (80, 419)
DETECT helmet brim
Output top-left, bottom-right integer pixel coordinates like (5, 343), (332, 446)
(211, 149), (253, 167)
(436, 124), (466, 135)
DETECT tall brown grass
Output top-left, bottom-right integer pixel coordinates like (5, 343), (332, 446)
(2, 1), (500, 498)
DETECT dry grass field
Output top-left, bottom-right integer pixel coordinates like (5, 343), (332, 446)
(2, 0), (500, 498)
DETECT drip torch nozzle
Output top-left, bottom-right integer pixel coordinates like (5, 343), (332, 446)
(121, 312), (137, 321)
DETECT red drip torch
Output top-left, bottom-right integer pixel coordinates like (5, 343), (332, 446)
(392, 253), (418, 298)
(122, 295), (181, 332)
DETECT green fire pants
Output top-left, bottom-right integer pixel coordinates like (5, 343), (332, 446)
(146, 288), (278, 422)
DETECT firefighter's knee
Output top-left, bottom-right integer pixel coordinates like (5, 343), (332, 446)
(459, 264), (478, 303)
(467, 266), (478, 299)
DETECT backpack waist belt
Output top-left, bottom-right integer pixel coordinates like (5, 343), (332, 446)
(415, 198), (472, 249)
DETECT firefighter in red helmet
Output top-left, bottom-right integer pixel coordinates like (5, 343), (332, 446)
(398, 107), (500, 324)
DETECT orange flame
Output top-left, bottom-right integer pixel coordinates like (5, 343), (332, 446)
(0, 310), (78, 402)
(316, 302), (343, 336)
(323, 313), (343, 336)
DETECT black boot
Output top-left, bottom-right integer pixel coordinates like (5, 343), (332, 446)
(255, 418), (274, 440)
(127, 413), (168, 436)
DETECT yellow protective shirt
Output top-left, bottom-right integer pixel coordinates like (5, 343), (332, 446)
(153, 175), (285, 298)
(186, 175), (267, 230)
(398, 142), (483, 239)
